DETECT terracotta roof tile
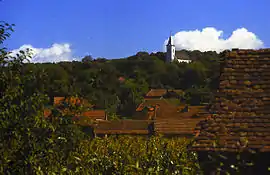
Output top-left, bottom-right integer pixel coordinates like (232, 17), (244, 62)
(154, 118), (203, 136)
(94, 102), (208, 136)
(93, 120), (152, 135)
(44, 109), (52, 118)
(136, 98), (208, 120)
(81, 110), (106, 120)
(191, 49), (270, 152)
(145, 89), (167, 98)
(53, 97), (65, 106)
(144, 89), (183, 99)
(136, 103), (145, 112)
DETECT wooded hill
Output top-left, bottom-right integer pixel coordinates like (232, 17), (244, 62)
(22, 50), (222, 119)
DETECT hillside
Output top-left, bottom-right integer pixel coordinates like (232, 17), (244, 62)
(21, 50), (221, 118)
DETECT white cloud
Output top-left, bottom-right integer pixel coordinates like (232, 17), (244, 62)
(164, 27), (264, 53)
(10, 43), (77, 63)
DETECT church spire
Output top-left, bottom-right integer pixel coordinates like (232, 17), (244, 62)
(166, 33), (175, 62)
(166, 33), (174, 46)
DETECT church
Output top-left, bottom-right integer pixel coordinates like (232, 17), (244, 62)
(166, 35), (192, 63)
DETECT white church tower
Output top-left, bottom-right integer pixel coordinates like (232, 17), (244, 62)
(166, 35), (175, 62)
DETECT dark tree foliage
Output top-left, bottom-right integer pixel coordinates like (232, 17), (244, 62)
(81, 55), (93, 63)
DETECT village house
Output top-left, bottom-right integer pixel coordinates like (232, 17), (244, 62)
(132, 88), (209, 137)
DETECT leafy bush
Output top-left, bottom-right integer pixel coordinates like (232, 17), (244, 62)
(69, 136), (201, 174)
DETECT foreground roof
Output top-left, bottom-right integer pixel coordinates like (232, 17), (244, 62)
(191, 49), (270, 152)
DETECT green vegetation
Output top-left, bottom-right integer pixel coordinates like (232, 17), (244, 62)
(71, 136), (200, 174)
(19, 43), (221, 119)
(0, 21), (93, 174)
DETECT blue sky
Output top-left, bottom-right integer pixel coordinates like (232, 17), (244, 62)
(2, 0), (270, 61)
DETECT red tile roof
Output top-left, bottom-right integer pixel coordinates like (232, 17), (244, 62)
(145, 89), (167, 98)
(81, 110), (106, 120)
(135, 98), (166, 112)
(93, 120), (152, 135)
(53, 97), (65, 106)
(65, 96), (82, 105)
(191, 49), (270, 152)
(44, 109), (52, 118)
(154, 118), (202, 136)
(92, 117), (204, 136)
(145, 89), (184, 98)
(136, 99), (208, 120)
(136, 103), (145, 112)
(92, 103), (208, 136)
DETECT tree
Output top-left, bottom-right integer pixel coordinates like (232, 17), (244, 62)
(117, 69), (149, 118)
(94, 57), (107, 63)
(0, 22), (86, 174)
(150, 52), (166, 62)
(81, 55), (93, 63)
(0, 22), (52, 173)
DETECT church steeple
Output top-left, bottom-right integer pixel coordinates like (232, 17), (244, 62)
(166, 34), (175, 62)
(167, 35), (174, 46)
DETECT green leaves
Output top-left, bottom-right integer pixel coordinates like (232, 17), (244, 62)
(70, 136), (201, 174)
(0, 21), (88, 174)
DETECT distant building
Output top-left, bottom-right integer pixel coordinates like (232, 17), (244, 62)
(166, 35), (192, 63)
